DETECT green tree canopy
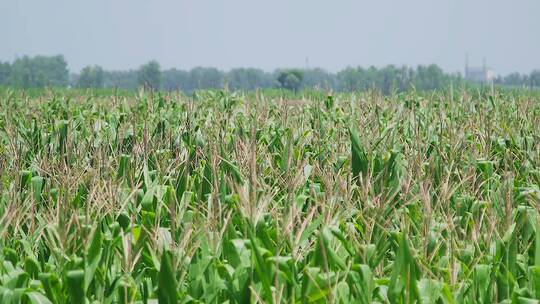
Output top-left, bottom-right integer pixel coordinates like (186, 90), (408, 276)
(530, 70), (540, 87)
(277, 69), (304, 92)
(137, 60), (162, 90)
(0, 62), (11, 86)
(8, 55), (68, 88)
(227, 68), (271, 91)
(189, 67), (224, 91)
(302, 68), (335, 90)
(77, 65), (104, 88)
(163, 68), (190, 91)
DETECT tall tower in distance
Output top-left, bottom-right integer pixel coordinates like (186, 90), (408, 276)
(464, 53), (494, 83)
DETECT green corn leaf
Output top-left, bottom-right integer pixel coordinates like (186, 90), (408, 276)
(117, 154), (130, 179)
(157, 250), (178, 304)
(474, 264), (492, 304)
(39, 273), (62, 304)
(535, 218), (540, 268)
(280, 130), (292, 174)
(349, 127), (369, 182)
(352, 264), (373, 304)
(221, 156), (244, 185)
(31, 176), (45, 202)
(248, 230), (274, 304)
(201, 160), (213, 199)
(66, 269), (86, 303)
(20, 170), (32, 191)
(85, 226), (103, 291)
(24, 257), (40, 278)
(388, 234), (420, 303)
(24, 292), (53, 304)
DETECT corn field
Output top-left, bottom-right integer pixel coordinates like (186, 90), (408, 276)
(0, 89), (539, 303)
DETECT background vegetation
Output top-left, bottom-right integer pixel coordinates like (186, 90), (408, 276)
(2, 55), (539, 93)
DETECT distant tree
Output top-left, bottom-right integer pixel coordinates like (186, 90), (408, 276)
(0, 61), (10, 85)
(529, 70), (540, 88)
(189, 67), (224, 91)
(137, 60), (162, 90)
(104, 70), (138, 90)
(0, 54), (469, 93)
(414, 64), (445, 90)
(334, 64), (460, 93)
(277, 69), (304, 92)
(302, 68), (335, 90)
(9, 55), (68, 88)
(501, 72), (525, 86)
(337, 67), (360, 91)
(227, 68), (272, 90)
(77, 65), (104, 88)
(364, 66), (379, 90)
(379, 65), (399, 94)
(46, 55), (70, 87)
(163, 68), (190, 91)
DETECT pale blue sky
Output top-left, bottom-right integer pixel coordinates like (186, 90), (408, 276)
(1, 0), (539, 75)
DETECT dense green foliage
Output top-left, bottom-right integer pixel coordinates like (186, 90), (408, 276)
(226, 68), (274, 91)
(137, 61), (162, 90)
(0, 55), (69, 88)
(1, 55), (540, 93)
(0, 55), (467, 93)
(0, 89), (539, 303)
(108, 65), (462, 93)
(277, 69), (304, 92)
(494, 71), (540, 88)
(78, 66), (105, 89)
(0, 62), (11, 85)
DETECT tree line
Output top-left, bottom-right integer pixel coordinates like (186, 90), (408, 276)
(77, 62), (465, 94)
(493, 72), (540, 89)
(0, 55), (69, 88)
(1, 55), (539, 93)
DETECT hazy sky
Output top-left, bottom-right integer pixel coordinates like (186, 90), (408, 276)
(1, 0), (539, 75)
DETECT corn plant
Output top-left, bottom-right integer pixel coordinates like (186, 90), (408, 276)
(0, 88), (539, 303)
